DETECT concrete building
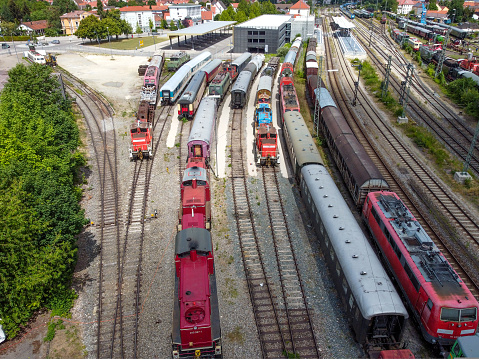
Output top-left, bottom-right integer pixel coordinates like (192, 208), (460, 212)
(290, 15), (315, 39)
(397, 0), (418, 15)
(289, 0), (310, 16)
(167, 4), (202, 24)
(120, 6), (167, 33)
(233, 14), (291, 53)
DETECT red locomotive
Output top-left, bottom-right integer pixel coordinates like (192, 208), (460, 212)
(279, 76), (300, 119)
(255, 125), (279, 167)
(363, 191), (479, 347)
(172, 227), (221, 358)
(129, 121), (152, 161)
(178, 158), (211, 231)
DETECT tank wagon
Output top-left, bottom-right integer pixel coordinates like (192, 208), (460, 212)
(225, 52), (251, 80)
(187, 97), (217, 165)
(230, 54), (264, 108)
(363, 192), (479, 348)
(172, 228), (221, 358)
(177, 71), (207, 120)
(168, 51), (190, 71)
(208, 71), (231, 100)
(160, 51), (211, 105)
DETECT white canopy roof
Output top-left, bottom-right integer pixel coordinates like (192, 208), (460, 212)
(332, 16), (355, 29)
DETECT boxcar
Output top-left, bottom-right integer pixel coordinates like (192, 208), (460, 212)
(177, 71), (207, 120)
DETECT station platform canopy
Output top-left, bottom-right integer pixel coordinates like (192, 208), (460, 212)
(167, 21), (236, 38)
(332, 16), (355, 29)
(166, 21), (236, 50)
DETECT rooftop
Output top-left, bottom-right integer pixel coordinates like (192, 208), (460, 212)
(290, 0), (310, 10)
(167, 21), (236, 37)
(235, 14), (291, 28)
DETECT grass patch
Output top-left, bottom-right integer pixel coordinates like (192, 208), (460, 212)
(226, 326), (244, 344)
(83, 35), (168, 50)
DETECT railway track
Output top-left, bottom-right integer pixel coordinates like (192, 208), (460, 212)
(353, 18), (479, 177)
(323, 19), (479, 301)
(61, 67), (176, 358)
(230, 108), (320, 358)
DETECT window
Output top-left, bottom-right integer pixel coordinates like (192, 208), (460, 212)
(441, 308), (460, 322)
(460, 308), (477, 321)
(426, 299), (433, 311)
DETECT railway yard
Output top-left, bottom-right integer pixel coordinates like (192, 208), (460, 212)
(2, 10), (479, 359)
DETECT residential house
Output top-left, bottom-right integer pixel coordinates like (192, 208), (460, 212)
(397, 0), (418, 14)
(208, 0), (227, 15)
(289, 0), (310, 16)
(202, 10), (214, 22)
(60, 10), (98, 35)
(18, 20), (50, 35)
(166, 4), (202, 24)
(120, 5), (168, 33)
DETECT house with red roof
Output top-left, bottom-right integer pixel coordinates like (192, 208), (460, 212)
(289, 0), (310, 16)
(18, 20), (50, 35)
(120, 5), (168, 32)
(201, 10), (213, 22)
(397, 0), (418, 14)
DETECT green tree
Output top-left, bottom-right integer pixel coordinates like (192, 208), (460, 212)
(428, 0), (438, 10)
(219, 9), (233, 20)
(136, 22), (142, 34)
(448, 0), (464, 22)
(249, 2), (261, 18)
(107, 0), (117, 6)
(161, 18), (168, 29)
(238, 0), (249, 16)
(149, 18), (154, 32)
(147, 0), (156, 4)
(169, 20), (177, 30)
(52, 0), (78, 15)
(75, 14), (102, 42)
(235, 9), (248, 23)
(260, 1), (277, 14)
(214, 13), (220, 21)
(97, 0), (104, 18)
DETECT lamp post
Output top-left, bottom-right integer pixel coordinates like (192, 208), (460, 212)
(107, 26), (112, 59)
(452, 9), (456, 24)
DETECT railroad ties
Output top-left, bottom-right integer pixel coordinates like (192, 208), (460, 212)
(230, 109), (321, 359)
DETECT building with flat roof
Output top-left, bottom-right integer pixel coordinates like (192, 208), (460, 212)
(233, 14), (292, 53)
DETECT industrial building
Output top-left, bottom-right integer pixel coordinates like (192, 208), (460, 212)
(233, 15), (292, 53)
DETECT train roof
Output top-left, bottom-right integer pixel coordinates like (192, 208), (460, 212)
(181, 164), (208, 183)
(232, 52), (252, 67)
(455, 333), (479, 357)
(314, 87), (336, 109)
(284, 51), (297, 66)
(178, 71), (206, 104)
(459, 71), (479, 86)
(301, 165), (408, 319)
(283, 111), (323, 167)
(249, 54), (265, 73)
(148, 54), (163, 69)
(175, 227), (212, 256)
(231, 71), (253, 94)
(170, 51), (187, 60)
(256, 75), (272, 94)
(321, 106), (388, 190)
(160, 65), (190, 92)
(369, 192), (477, 304)
(210, 70), (230, 84)
(188, 97), (217, 145)
(186, 51), (212, 71)
(200, 58), (222, 75)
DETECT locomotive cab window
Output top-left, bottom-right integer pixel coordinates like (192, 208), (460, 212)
(440, 307), (477, 322)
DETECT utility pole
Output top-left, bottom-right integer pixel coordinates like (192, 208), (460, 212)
(314, 56), (323, 136)
(435, 29), (450, 78)
(352, 62), (362, 106)
(369, 17), (373, 46)
(463, 121), (479, 173)
(399, 63), (414, 118)
(381, 55), (392, 98)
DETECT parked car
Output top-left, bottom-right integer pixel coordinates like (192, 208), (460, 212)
(1, 43), (10, 49)
(51, 40), (60, 44)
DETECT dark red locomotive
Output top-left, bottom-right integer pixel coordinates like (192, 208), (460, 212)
(363, 191), (479, 347)
(172, 227), (221, 358)
(178, 158), (211, 231)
